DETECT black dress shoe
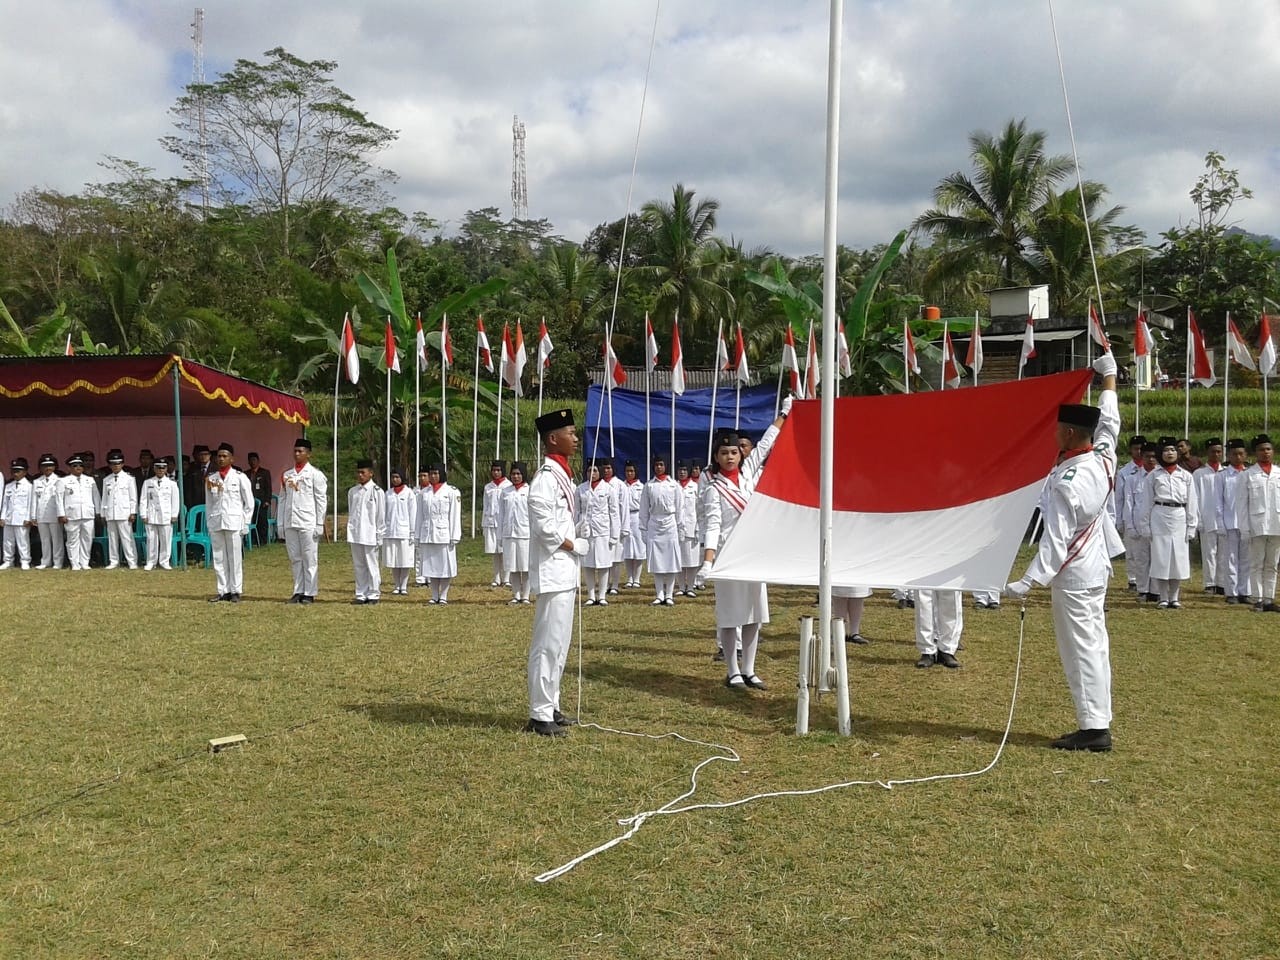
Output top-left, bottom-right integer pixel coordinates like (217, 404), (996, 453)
(208, 594), (229, 603)
(849, 633), (870, 645)
(300, 596), (315, 604)
(552, 710), (578, 727)
(935, 651), (961, 669)
(524, 718), (567, 737)
(365, 598), (379, 605)
(1050, 728), (1112, 752)
(287, 594), (303, 604)
(742, 674), (768, 690)
(724, 674), (748, 690)
(351, 598), (367, 605)
(228, 594), (241, 603)
(915, 653), (936, 669)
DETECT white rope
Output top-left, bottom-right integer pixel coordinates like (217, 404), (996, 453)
(536, 600), (1030, 883)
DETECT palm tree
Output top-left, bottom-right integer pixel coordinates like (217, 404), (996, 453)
(639, 184), (729, 341)
(913, 119), (1073, 287)
(517, 242), (612, 395)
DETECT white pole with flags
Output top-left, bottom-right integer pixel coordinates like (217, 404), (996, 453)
(1134, 306), (1151, 434)
(514, 319), (527, 462)
(670, 313), (685, 467)
(495, 321), (508, 460)
(644, 312), (657, 470)
(1260, 311), (1277, 430)
(471, 316), (494, 537)
(336, 312), (360, 541)
(605, 323), (622, 457)
(780, 322), (802, 412)
(707, 317), (725, 465)
(940, 321), (961, 390)
(733, 322), (749, 429)
(1018, 314), (1036, 380)
(1087, 301), (1110, 404)
(836, 317), (851, 397)
(966, 310), (983, 387)
(902, 319), (919, 394)
(537, 316), (553, 418)
(803, 318), (819, 400)
(440, 313), (452, 466)
(415, 313), (426, 482)
(1184, 307), (1193, 438)
(384, 316), (400, 483)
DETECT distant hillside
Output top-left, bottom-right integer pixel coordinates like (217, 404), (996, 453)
(1225, 226), (1280, 250)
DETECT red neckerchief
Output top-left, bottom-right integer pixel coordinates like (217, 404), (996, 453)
(1163, 464), (1178, 474)
(1230, 463), (1245, 472)
(393, 483), (405, 493)
(1143, 464), (1155, 472)
(1057, 444), (1093, 464)
(1263, 463), (1274, 475)
(431, 482), (443, 493)
(548, 453), (571, 476)
(218, 465), (231, 478)
(720, 466), (741, 486)
(655, 470), (667, 480)
(679, 477), (691, 487)
(512, 480), (525, 490)
(1208, 462), (1222, 471)
(626, 477), (640, 485)
(591, 478), (601, 489)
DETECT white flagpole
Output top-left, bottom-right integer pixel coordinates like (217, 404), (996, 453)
(385, 365), (391, 485)
(332, 352), (341, 542)
(734, 377), (741, 431)
(775, 358), (785, 415)
(607, 321), (616, 458)
(1184, 307), (1192, 438)
(1086, 299), (1094, 404)
(707, 317), (723, 465)
(670, 382), (676, 471)
(494, 367), (503, 460)
(441, 315), (449, 467)
(513, 387), (520, 466)
(972, 310), (980, 388)
(415, 319), (421, 483)
(1222, 312), (1230, 442)
(470, 343), (480, 538)
(939, 321), (947, 391)
(645, 349), (652, 474)
(903, 321), (911, 395)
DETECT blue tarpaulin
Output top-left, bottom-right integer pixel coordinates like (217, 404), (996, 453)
(583, 383), (778, 479)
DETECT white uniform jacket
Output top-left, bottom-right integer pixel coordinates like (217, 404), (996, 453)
(1142, 466), (1199, 541)
(1, 477), (31, 525)
(621, 480), (644, 541)
(278, 463), (328, 534)
(1023, 389), (1120, 590)
(499, 482), (531, 540)
(347, 481), (386, 546)
(1126, 467), (1154, 535)
(1238, 463), (1280, 537)
(383, 485), (418, 541)
(482, 479), (509, 530)
(529, 457), (579, 594)
(417, 484), (462, 544)
(576, 480), (619, 540)
(1114, 460), (1143, 533)
(58, 474), (100, 520)
(1217, 465), (1249, 532)
(205, 468), (254, 533)
(702, 423), (782, 554)
(30, 474), (62, 524)
(676, 478), (700, 542)
(1193, 464), (1223, 533)
(138, 476), (180, 524)
(99, 471), (138, 521)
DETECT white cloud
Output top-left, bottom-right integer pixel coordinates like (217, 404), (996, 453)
(1, 0), (1276, 255)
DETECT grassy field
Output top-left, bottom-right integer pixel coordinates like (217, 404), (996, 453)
(1, 541), (1277, 959)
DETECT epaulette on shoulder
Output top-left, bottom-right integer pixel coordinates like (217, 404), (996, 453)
(1061, 466), (1078, 482)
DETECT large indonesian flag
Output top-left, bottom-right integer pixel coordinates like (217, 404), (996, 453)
(711, 369), (1093, 591)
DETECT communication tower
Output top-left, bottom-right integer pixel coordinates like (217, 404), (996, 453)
(190, 7), (210, 213)
(511, 115), (528, 221)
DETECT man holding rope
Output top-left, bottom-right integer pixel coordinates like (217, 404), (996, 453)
(1005, 352), (1121, 752)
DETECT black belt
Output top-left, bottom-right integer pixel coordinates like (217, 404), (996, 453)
(1153, 500), (1186, 508)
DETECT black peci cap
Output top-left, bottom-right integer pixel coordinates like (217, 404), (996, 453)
(355, 458), (374, 470)
(535, 408), (573, 435)
(1057, 404), (1101, 431)
(1252, 433), (1273, 450)
(294, 438), (312, 450)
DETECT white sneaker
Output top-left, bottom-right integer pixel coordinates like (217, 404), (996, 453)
(105, 563), (119, 570)
(0, 563), (11, 570)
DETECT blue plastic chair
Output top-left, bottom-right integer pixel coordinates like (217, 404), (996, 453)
(133, 513), (148, 563)
(184, 505), (212, 568)
(267, 494), (279, 544)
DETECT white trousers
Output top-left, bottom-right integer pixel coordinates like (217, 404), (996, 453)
(211, 529), (244, 595)
(144, 523), (173, 569)
(1124, 534), (1151, 592)
(1198, 531), (1219, 589)
(64, 519), (93, 570)
(914, 589), (963, 655)
(972, 589), (1001, 605)
(528, 588), (575, 722)
(284, 528), (320, 597)
(350, 543), (381, 600)
(2, 525), (31, 566)
(37, 521), (64, 568)
(105, 518), (137, 567)
(1051, 584), (1112, 730)
(1218, 530), (1249, 596)
(1248, 534), (1280, 604)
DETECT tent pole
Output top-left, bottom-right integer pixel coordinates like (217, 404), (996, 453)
(172, 359), (186, 569)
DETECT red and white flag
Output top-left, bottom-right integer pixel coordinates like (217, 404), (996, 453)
(476, 316), (493, 373)
(671, 317), (686, 396)
(837, 319), (852, 378)
(1188, 310), (1216, 387)
(644, 313), (659, 374)
(603, 331), (626, 389)
(513, 318), (528, 391)
(500, 323), (522, 396)
(903, 321), (919, 378)
(803, 322), (819, 398)
(1135, 311), (1153, 360)
(340, 313), (360, 384)
(1089, 302), (1110, 351)
(384, 318), (401, 374)
(64, 333), (74, 356)
(414, 313), (428, 366)
(734, 323), (751, 384)
(1018, 314), (1037, 376)
(711, 369), (1095, 590)
(716, 324), (731, 373)
(941, 323), (962, 389)
(965, 316), (983, 379)
(1260, 313), (1278, 377)
(1226, 315), (1256, 370)
(439, 314), (454, 370)
(782, 324), (803, 397)
(537, 317), (553, 372)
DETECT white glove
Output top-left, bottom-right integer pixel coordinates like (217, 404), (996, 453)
(312, 527), (323, 542)
(1003, 578), (1032, 599)
(621, 530), (629, 539)
(572, 538), (589, 556)
(450, 540), (459, 548)
(608, 540), (617, 550)
(780, 395), (794, 417)
(698, 560), (714, 581)
(1092, 352), (1117, 378)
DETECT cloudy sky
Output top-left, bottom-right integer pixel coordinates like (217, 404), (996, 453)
(2, 0), (1277, 255)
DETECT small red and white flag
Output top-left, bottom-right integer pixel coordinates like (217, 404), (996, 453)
(903, 321), (919, 378)
(65, 333), (74, 356)
(1260, 313), (1278, 377)
(837, 319), (852, 378)
(1089, 302), (1110, 352)
(415, 313), (428, 366)
(711, 369), (1095, 590)
(965, 315), (983, 380)
(440, 314), (454, 370)
(715, 324), (731, 373)
(1018, 314), (1037, 376)
(734, 323), (750, 384)
(1135, 311), (1153, 359)
(671, 317), (686, 396)
(941, 323), (962, 389)
(603, 330), (627, 389)
(1226, 315), (1256, 370)
(476, 316), (493, 373)
(537, 317), (553, 372)
(340, 313), (360, 384)
(500, 323), (521, 396)
(782, 324), (803, 398)
(384, 318), (401, 374)
(1188, 310), (1216, 388)
(513, 318), (527, 393)
(803, 322), (819, 398)
(644, 313), (659, 374)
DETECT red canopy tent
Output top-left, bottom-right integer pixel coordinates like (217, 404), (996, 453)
(0, 355), (310, 480)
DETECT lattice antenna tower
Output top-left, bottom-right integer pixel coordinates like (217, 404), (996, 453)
(511, 115), (528, 222)
(190, 7), (211, 213)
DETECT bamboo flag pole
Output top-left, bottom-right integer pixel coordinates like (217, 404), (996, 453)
(415, 314), (421, 484)
(1184, 306), (1192, 439)
(1086, 299), (1094, 404)
(1222, 311), (1231, 442)
(470, 339), (480, 538)
(706, 317), (723, 465)
(441, 313), (449, 467)
(332, 345), (341, 543)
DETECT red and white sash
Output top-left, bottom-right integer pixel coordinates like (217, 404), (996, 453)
(710, 474), (750, 515)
